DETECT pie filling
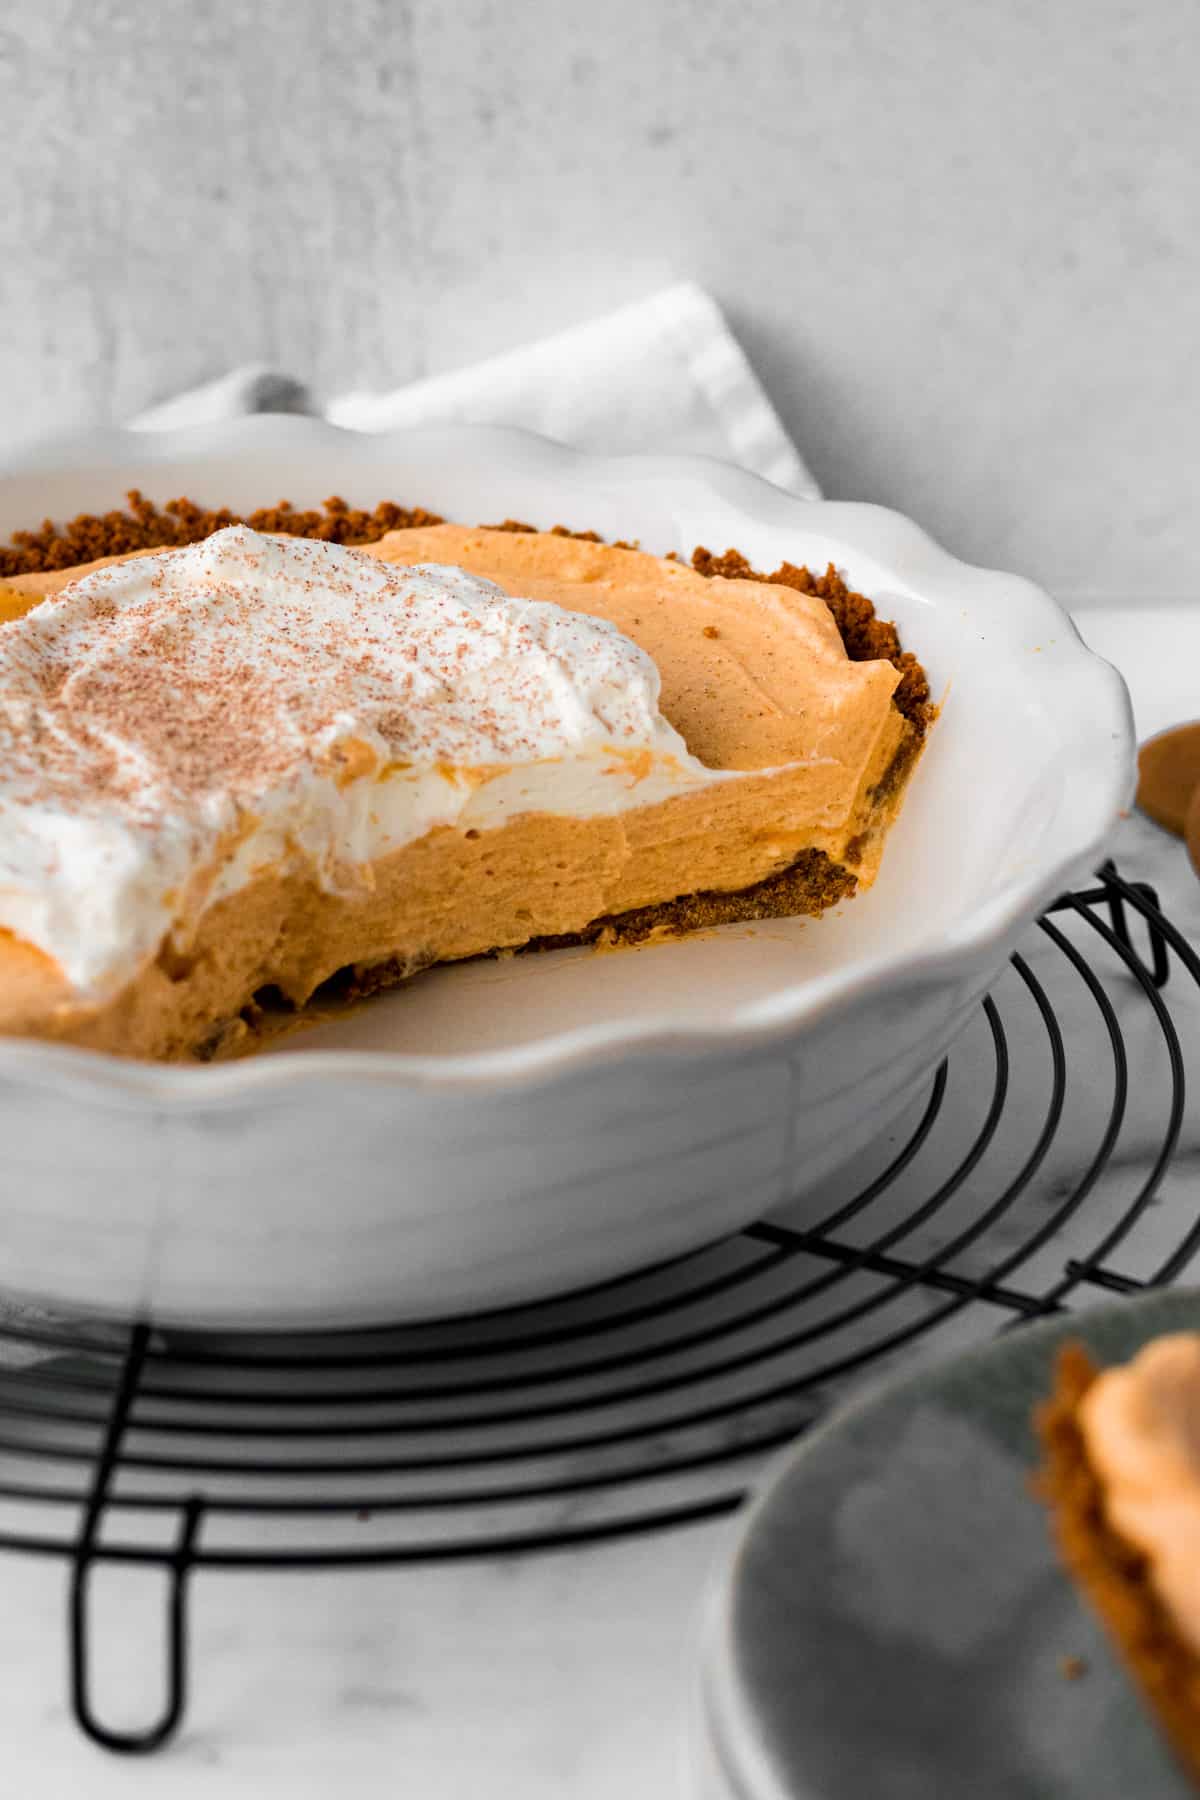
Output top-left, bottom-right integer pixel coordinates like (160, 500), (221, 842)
(0, 504), (931, 1062)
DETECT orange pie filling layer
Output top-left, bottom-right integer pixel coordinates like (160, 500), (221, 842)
(0, 522), (926, 1061)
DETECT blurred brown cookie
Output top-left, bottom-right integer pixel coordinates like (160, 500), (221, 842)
(1187, 782), (1200, 881)
(1137, 722), (1200, 837)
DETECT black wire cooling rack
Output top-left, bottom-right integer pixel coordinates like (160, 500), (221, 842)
(0, 859), (1197, 1755)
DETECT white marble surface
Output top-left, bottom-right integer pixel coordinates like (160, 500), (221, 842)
(0, 601), (1196, 1797)
(1, 1), (1199, 604)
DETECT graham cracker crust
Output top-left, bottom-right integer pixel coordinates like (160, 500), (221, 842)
(1035, 1342), (1200, 1786)
(1, 495), (932, 1049)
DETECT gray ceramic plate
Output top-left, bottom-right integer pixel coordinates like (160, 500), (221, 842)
(696, 1291), (1200, 1800)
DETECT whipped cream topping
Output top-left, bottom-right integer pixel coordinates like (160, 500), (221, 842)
(0, 526), (763, 998)
(1079, 1333), (1200, 1655)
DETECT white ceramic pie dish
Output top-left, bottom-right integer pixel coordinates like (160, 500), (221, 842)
(0, 419), (1134, 1327)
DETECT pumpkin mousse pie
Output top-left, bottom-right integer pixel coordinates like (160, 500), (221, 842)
(0, 509), (931, 1061)
(1037, 1334), (1200, 1786)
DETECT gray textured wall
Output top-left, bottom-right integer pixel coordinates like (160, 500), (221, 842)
(1, 0), (1197, 601)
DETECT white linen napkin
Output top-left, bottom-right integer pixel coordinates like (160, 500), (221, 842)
(132, 281), (820, 499)
(2, 284), (814, 1363)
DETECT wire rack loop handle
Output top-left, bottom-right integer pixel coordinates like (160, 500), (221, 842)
(1050, 860), (1172, 990)
(68, 1324), (204, 1753)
